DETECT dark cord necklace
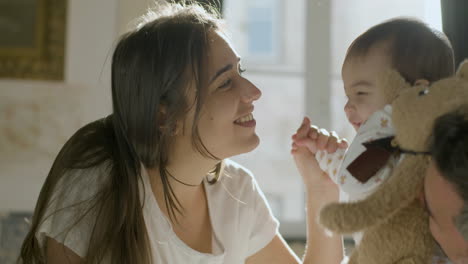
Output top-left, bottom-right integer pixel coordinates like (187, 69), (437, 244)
(168, 173), (199, 187)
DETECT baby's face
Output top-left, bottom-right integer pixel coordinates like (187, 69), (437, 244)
(342, 43), (391, 131)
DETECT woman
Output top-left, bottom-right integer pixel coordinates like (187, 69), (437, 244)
(18, 2), (318, 263)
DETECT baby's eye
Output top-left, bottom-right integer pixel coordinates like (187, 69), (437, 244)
(418, 89), (429, 96)
(357, 92), (368, 96)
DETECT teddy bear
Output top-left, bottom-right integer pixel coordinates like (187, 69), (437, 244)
(319, 60), (468, 264)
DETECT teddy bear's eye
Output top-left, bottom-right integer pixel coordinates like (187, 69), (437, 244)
(418, 89), (429, 96)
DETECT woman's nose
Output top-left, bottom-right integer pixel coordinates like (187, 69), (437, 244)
(242, 81), (262, 103)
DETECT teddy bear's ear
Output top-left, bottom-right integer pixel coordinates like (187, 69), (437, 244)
(379, 69), (410, 105)
(456, 59), (468, 81)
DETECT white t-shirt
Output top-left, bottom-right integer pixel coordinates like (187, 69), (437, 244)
(36, 159), (279, 263)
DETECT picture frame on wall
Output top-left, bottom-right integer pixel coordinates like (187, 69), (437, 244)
(0, 0), (67, 81)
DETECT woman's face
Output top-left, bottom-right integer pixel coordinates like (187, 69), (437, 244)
(183, 30), (262, 160)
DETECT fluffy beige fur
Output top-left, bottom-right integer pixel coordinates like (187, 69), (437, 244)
(319, 60), (468, 264)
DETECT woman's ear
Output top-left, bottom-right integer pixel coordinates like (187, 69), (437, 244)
(158, 105), (181, 136)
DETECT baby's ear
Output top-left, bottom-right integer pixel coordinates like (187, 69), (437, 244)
(456, 59), (468, 81)
(377, 69), (410, 105)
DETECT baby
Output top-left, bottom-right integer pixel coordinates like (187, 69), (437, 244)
(292, 17), (454, 263)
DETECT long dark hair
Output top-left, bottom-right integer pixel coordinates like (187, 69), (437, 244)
(18, 2), (223, 263)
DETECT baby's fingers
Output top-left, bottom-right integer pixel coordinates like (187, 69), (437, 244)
(316, 128), (331, 150)
(338, 138), (349, 149)
(326, 131), (340, 153)
(296, 137), (318, 154)
(307, 125), (319, 140)
(295, 117), (311, 139)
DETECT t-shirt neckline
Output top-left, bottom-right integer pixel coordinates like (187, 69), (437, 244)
(140, 165), (226, 260)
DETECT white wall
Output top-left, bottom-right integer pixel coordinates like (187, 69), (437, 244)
(117, 0), (155, 35)
(0, 0), (122, 211)
(224, 0), (307, 222)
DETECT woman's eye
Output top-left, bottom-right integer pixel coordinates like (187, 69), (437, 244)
(219, 79), (232, 89)
(239, 66), (246, 74)
(357, 92), (368, 96)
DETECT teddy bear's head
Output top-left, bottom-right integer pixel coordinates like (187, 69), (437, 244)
(391, 60), (468, 153)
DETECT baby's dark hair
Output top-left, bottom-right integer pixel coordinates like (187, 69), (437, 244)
(430, 106), (468, 241)
(346, 18), (455, 84)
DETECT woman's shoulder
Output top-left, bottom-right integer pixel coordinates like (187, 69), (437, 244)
(207, 159), (264, 203)
(64, 161), (111, 184)
(52, 161), (112, 204)
(36, 161), (114, 258)
(223, 159), (253, 176)
(221, 159), (256, 186)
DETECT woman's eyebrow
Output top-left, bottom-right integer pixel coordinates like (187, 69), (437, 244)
(210, 64), (233, 84)
(209, 57), (241, 84)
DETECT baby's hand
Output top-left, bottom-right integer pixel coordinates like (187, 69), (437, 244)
(292, 117), (348, 155)
(291, 117), (347, 188)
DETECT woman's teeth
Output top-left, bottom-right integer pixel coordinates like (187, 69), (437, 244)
(235, 113), (254, 123)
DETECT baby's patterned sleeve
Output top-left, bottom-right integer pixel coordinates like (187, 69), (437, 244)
(315, 148), (347, 185)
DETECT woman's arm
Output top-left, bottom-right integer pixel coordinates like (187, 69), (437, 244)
(292, 118), (345, 264)
(302, 183), (344, 264)
(246, 118), (345, 264)
(293, 145), (344, 264)
(244, 184), (343, 264)
(46, 237), (83, 264)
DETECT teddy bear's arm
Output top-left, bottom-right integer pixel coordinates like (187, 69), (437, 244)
(319, 155), (429, 233)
